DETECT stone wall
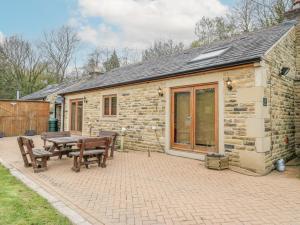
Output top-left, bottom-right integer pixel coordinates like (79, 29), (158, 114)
(294, 22), (300, 155)
(46, 93), (57, 115)
(223, 67), (257, 168)
(295, 80), (300, 155)
(264, 26), (296, 169)
(45, 93), (63, 130)
(64, 82), (166, 152)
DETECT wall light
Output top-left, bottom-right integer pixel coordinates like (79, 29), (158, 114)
(279, 67), (290, 76)
(226, 77), (233, 91)
(158, 87), (164, 97)
(83, 96), (88, 103)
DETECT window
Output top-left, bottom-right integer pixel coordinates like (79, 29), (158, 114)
(103, 95), (117, 116)
(189, 48), (229, 63)
(70, 99), (83, 132)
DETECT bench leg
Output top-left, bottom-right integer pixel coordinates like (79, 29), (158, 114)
(41, 157), (47, 168)
(21, 154), (32, 167)
(83, 156), (89, 169)
(97, 155), (101, 167)
(58, 152), (63, 160)
(72, 156), (80, 172)
(101, 154), (107, 168)
(33, 157), (48, 173)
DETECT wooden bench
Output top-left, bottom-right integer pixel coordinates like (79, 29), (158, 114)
(70, 137), (110, 172)
(98, 131), (118, 158)
(17, 137), (53, 173)
(41, 131), (74, 158)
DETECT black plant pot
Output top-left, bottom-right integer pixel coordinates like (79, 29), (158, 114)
(25, 130), (37, 136)
(0, 132), (4, 138)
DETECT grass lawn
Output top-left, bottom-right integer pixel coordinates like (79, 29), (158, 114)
(0, 165), (71, 225)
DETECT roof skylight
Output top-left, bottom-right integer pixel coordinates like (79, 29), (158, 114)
(189, 48), (229, 63)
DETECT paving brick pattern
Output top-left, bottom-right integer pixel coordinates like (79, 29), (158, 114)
(0, 136), (300, 225)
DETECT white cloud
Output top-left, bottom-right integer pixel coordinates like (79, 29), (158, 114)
(74, 0), (228, 49)
(0, 32), (4, 44)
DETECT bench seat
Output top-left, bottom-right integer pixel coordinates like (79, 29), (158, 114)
(69, 149), (105, 157)
(33, 149), (53, 157)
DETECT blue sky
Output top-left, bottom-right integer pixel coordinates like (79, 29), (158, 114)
(0, 0), (77, 41)
(0, 0), (235, 65)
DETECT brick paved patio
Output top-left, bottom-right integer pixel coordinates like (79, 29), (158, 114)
(0, 136), (300, 225)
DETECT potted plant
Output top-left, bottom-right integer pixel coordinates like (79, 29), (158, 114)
(205, 153), (229, 170)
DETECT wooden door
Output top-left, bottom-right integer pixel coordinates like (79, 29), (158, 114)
(69, 99), (83, 134)
(171, 83), (218, 153)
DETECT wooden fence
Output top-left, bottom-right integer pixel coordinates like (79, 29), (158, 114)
(0, 100), (49, 137)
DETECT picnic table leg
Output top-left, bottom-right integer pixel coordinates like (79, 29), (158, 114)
(83, 156), (89, 169)
(110, 146), (114, 158)
(109, 139), (114, 158)
(48, 143), (57, 153)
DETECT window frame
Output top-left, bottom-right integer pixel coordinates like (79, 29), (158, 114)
(103, 94), (117, 117)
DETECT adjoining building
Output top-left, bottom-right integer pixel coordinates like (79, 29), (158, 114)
(21, 80), (84, 131)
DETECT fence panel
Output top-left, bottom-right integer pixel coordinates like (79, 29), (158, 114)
(0, 100), (49, 137)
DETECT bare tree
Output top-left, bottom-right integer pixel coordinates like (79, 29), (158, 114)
(191, 0), (293, 48)
(230, 0), (256, 32)
(84, 49), (104, 74)
(253, 0), (293, 27)
(142, 40), (184, 61)
(194, 17), (216, 46)
(40, 26), (79, 83)
(0, 35), (48, 97)
(229, 0), (293, 32)
(83, 47), (141, 75)
(194, 16), (237, 47)
(119, 48), (141, 66)
(72, 57), (81, 79)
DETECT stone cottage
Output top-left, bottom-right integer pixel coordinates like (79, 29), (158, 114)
(58, 3), (300, 174)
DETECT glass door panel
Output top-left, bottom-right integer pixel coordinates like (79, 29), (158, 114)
(171, 88), (192, 150)
(174, 92), (191, 145)
(195, 87), (216, 151)
(71, 102), (76, 131)
(70, 99), (83, 133)
(77, 101), (83, 132)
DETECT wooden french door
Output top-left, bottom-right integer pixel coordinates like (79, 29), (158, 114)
(70, 99), (83, 134)
(171, 83), (218, 153)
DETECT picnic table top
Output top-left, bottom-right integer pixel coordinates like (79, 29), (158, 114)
(47, 136), (88, 144)
(46, 135), (112, 145)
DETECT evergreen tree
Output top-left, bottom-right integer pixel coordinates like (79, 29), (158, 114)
(103, 50), (120, 72)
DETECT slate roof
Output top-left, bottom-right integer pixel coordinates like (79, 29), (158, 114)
(58, 20), (295, 95)
(21, 80), (79, 100)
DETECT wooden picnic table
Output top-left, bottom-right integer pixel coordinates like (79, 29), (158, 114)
(47, 136), (84, 153)
(46, 135), (113, 158)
